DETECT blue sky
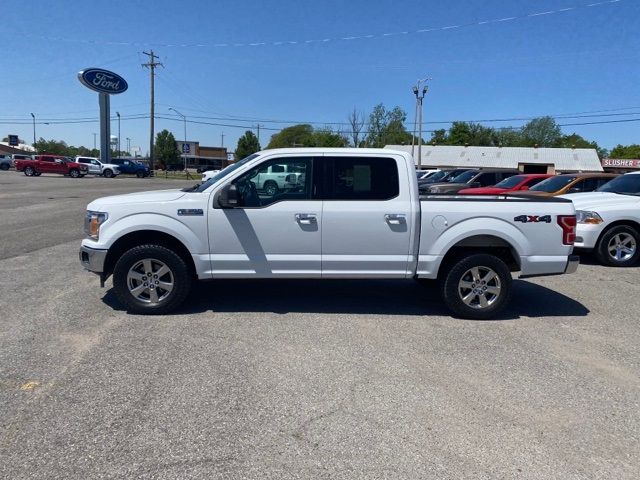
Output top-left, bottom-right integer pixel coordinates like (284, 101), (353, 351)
(1, 0), (638, 153)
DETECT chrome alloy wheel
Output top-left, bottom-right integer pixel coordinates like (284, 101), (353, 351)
(458, 266), (502, 310)
(127, 258), (174, 304)
(608, 233), (637, 262)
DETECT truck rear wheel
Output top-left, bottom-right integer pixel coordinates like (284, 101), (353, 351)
(113, 244), (192, 314)
(440, 253), (512, 320)
(136, 170), (144, 178)
(263, 181), (279, 196)
(103, 168), (114, 178)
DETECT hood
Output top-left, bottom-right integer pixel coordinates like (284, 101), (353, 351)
(87, 189), (186, 210)
(560, 192), (639, 210)
(508, 190), (551, 197)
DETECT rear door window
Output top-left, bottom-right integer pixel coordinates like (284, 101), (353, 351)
(323, 157), (399, 200)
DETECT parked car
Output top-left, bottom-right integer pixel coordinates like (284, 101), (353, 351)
(511, 173), (618, 197)
(250, 161), (306, 196)
(80, 148), (578, 320)
(202, 170), (220, 182)
(562, 172), (640, 267)
(423, 169), (520, 194)
(12, 153), (33, 165)
(75, 156), (120, 178)
(0, 154), (12, 170)
(415, 169), (440, 180)
(417, 168), (470, 189)
(458, 174), (553, 195)
(110, 158), (150, 177)
(15, 155), (88, 178)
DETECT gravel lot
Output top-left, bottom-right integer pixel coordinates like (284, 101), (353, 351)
(1, 171), (638, 479)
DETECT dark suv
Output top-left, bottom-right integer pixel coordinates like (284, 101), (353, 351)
(422, 169), (520, 194)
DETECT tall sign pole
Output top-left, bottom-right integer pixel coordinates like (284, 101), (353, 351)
(78, 68), (128, 165)
(142, 51), (163, 171)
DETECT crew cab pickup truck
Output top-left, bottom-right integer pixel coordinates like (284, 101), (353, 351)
(75, 156), (120, 178)
(15, 155), (88, 177)
(562, 172), (640, 267)
(111, 158), (150, 177)
(80, 148), (579, 319)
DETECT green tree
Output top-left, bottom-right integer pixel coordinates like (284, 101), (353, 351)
(520, 116), (562, 147)
(364, 104), (413, 147)
(609, 144), (640, 159)
(267, 124), (315, 148)
(236, 130), (261, 159)
(313, 127), (348, 147)
(155, 129), (180, 169)
(444, 122), (497, 146)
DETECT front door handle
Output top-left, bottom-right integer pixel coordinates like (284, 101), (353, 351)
(384, 213), (406, 225)
(295, 213), (317, 225)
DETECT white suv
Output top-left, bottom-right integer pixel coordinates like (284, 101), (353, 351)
(75, 157), (120, 178)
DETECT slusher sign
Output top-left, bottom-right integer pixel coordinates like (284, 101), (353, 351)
(602, 159), (640, 169)
(78, 68), (128, 95)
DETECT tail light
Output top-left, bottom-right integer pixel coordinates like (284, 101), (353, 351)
(557, 215), (576, 245)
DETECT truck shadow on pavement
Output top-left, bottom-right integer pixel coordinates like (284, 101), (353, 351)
(103, 278), (589, 320)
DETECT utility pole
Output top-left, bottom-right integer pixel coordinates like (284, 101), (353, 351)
(93, 133), (97, 150)
(142, 50), (163, 171)
(30, 113), (36, 146)
(126, 137), (131, 155)
(255, 124), (263, 144)
(116, 111), (121, 156)
(220, 132), (225, 147)
(168, 107), (189, 176)
(411, 78), (430, 169)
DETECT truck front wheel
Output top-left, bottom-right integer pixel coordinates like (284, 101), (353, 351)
(113, 244), (192, 314)
(103, 168), (114, 178)
(69, 169), (80, 178)
(440, 253), (512, 320)
(24, 166), (35, 176)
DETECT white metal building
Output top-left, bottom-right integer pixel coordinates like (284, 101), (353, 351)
(384, 145), (603, 173)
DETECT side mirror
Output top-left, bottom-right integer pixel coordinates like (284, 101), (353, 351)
(520, 185), (529, 191)
(216, 183), (239, 208)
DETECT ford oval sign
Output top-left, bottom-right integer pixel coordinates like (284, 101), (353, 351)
(78, 68), (128, 95)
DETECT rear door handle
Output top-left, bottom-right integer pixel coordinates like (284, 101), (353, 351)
(384, 214), (406, 225)
(295, 213), (317, 225)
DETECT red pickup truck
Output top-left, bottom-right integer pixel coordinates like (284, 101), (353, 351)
(15, 155), (89, 178)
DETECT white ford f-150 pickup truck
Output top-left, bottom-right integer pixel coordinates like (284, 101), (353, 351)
(80, 148), (579, 319)
(562, 172), (640, 267)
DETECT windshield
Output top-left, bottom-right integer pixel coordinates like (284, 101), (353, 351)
(529, 175), (576, 192)
(597, 174), (640, 195)
(494, 175), (526, 189)
(420, 170), (447, 183)
(191, 153), (260, 192)
(450, 170), (478, 184)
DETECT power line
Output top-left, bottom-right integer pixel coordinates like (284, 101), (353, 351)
(6, 0), (625, 50)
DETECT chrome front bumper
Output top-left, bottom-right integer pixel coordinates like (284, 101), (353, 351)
(79, 245), (107, 273)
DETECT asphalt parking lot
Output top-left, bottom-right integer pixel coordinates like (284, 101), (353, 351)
(1, 171), (638, 479)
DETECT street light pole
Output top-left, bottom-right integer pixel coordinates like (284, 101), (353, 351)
(126, 137), (131, 155)
(411, 78), (430, 169)
(93, 133), (97, 150)
(169, 107), (188, 174)
(30, 113), (36, 146)
(116, 111), (121, 156)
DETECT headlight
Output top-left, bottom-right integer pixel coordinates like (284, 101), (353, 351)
(576, 210), (603, 224)
(84, 211), (108, 239)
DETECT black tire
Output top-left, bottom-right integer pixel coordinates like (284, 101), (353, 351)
(440, 253), (512, 320)
(0, 163), (9, 171)
(34, 172), (42, 176)
(103, 169), (114, 178)
(136, 170), (144, 178)
(24, 166), (35, 176)
(69, 168), (80, 178)
(113, 244), (192, 314)
(263, 181), (279, 196)
(595, 225), (640, 267)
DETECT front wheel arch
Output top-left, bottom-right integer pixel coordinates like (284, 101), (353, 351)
(103, 230), (196, 281)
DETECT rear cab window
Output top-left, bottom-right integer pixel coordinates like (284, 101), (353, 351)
(322, 157), (399, 200)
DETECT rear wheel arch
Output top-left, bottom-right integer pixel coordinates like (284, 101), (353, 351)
(103, 230), (196, 280)
(438, 235), (520, 276)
